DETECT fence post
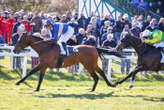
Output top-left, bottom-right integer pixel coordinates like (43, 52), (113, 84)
(22, 56), (27, 78)
(107, 58), (112, 81)
(10, 46), (14, 70)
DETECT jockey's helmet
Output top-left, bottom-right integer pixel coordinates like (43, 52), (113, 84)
(45, 19), (52, 25)
(142, 30), (152, 38)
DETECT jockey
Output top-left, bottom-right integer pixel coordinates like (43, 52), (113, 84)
(45, 19), (74, 56)
(142, 29), (164, 52)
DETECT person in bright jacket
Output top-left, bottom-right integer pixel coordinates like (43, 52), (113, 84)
(7, 13), (16, 45)
(142, 29), (164, 52)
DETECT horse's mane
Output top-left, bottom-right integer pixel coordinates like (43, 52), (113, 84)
(130, 34), (156, 50)
(31, 34), (44, 41)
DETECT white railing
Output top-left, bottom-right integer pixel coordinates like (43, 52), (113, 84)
(104, 49), (137, 81)
(0, 45), (137, 80)
(0, 45), (38, 78)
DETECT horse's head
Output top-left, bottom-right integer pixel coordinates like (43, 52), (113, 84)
(116, 34), (132, 51)
(13, 32), (29, 54)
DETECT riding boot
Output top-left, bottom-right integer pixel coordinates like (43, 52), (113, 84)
(56, 56), (64, 68)
(61, 42), (67, 56)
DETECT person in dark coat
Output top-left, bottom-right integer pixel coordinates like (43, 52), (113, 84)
(82, 31), (96, 46)
(75, 28), (87, 45)
(11, 24), (26, 69)
(68, 18), (79, 35)
(31, 13), (42, 33)
(77, 13), (88, 30)
(142, 15), (152, 31)
(113, 14), (124, 41)
(12, 17), (23, 34)
(102, 33), (116, 73)
(131, 22), (142, 38)
(158, 18), (164, 32)
(146, 18), (158, 32)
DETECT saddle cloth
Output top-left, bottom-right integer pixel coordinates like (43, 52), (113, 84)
(66, 45), (79, 56)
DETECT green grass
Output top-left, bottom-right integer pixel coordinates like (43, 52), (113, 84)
(0, 69), (164, 110)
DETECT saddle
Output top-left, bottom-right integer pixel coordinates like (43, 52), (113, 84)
(56, 43), (79, 68)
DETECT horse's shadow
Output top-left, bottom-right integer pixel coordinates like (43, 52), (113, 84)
(34, 91), (115, 100)
(34, 91), (164, 102)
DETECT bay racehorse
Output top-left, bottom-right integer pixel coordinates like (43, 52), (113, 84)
(113, 32), (164, 88)
(13, 32), (122, 92)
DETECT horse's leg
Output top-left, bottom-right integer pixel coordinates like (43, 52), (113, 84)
(90, 72), (99, 92)
(114, 66), (143, 86)
(36, 68), (47, 91)
(129, 73), (137, 89)
(15, 64), (41, 85)
(96, 66), (115, 87)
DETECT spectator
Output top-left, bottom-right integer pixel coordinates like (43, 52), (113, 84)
(146, 18), (158, 32)
(137, 15), (144, 30)
(113, 14), (124, 41)
(65, 11), (72, 22)
(68, 18), (78, 35)
(101, 26), (113, 45)
(72, 12), (78, 20)
(154, 1), (163, 16)
(7, 13), (16, 44)
(142, 15), (151, 31)
(77, 13), (88, 29)
(100, 20), (111, 37)
(158, 18), (164, 32)
(131, 22), (142, 38)
(0, 34), (5, 44)
(61, 14), (68, 23)
(87, 11), (96, 25)
(130, 0), (140, 6)
(122, 14), (132, 29)
(138, 0), (148, 10)
(82, 30), (96, 46)
(75, 28), (87, 45)
(147, 2), (155, 12)
(120, 24), (131, 75)
(11, 24), (25, 69)
(31, 12), (42, 34)
(102, 33), (116, 49)
(101, 14), (114, 27)
(0, 35), (5, 60)
(102, 33), (116, 73)
(12, 17), (22, 35)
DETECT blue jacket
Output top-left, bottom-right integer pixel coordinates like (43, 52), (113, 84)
(51, 23), (69, 41)
(0, 35), (5, 44)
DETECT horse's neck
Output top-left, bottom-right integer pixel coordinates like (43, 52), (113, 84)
(27, 36), (43, 55)
(130, 37), (146, 55)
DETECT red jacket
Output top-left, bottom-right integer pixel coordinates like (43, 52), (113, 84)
(23, 20), (31, 33)
(0, 18), (8, 40)
(7, 18), (16, 44)
(0, 16), (2, 35)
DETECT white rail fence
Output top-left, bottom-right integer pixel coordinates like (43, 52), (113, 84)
(0, 45), (38, 78)
(0, 45), (137, 80)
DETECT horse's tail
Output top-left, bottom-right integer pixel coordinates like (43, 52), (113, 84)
(96, 47), (124, 59)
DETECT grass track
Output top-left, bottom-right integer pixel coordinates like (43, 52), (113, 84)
(0, 69), (164, 110)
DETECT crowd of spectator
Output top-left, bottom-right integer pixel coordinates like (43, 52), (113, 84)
(130, 0), (164, 17)
(0, 9), (164, 74)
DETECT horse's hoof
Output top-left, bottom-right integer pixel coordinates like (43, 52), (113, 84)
(35, 89), (39, 92)
(15, 82), (20, 85)
(110, 84), (116, 87)
(90, 89), (95, 92)
(129, 85), (133, 89)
